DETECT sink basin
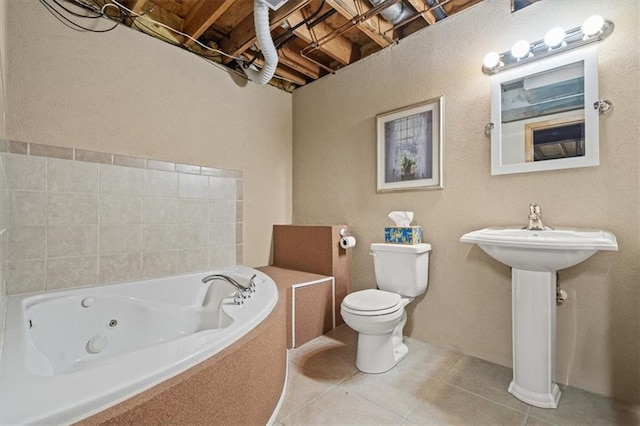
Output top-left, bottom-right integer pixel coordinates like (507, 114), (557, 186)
(460, 227), (618, 271)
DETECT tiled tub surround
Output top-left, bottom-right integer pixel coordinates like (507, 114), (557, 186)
(3, 150), (242, 295)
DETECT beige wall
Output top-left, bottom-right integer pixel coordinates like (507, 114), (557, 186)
(293, 0), (639, 403)
(0, 0), (8, 345)
(6, 0), (292, 267)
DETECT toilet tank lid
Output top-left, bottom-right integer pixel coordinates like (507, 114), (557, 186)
(370, 243), (431, 253)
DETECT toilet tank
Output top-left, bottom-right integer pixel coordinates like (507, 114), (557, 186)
(371, 243), (431, 297)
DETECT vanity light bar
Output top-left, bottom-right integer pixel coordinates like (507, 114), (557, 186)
(482, 16), (614, 75)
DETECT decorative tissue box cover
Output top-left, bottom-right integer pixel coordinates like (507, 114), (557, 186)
(384, 226), (423, 244)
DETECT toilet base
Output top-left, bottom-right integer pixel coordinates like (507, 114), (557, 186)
(356, 334), (408, 373)
(354, 311), (408, 374)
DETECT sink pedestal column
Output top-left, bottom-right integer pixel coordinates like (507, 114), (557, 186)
(508, 269), (561, 409)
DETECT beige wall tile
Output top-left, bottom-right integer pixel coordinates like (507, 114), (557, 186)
(29, 143), (72, 159)
(178, 199), (208, 224)
(236, 201), (243, 222)
(113, 154), (145, 168)
(209, 223), (236, 246)
(209, 176), (236, 200)
(98, 253), (141, 284)
(100, 164), (143, 195)
(141, 197), (177, 224)
(178, 248), (209, 274)
(99, 224), (141, 255)
(175, 163), (200, 174)
(10, 190), (46, 226)
(4, 154), (46, 190)
(141, 251), (177, 279)
(179, 173), (208, 199)
(209, 245), (236, 269)
(47, 225), (98, 258)
(8, 141), (28, 155)
(142, 224), (177, 252)
(100, 194), (141, 224)
(143, 169), (178, 197)
(48, 192), (99, 225)
(8, 226), (45, 261)
(178, 223), (208, 249)
(209, 200), (235, 223)
(7, 259), (45, 294)
(147, 159), (174, 172)
(46, 256), (97, 290)
(74, 149), (112, 165)
(48, 158), (99, 193)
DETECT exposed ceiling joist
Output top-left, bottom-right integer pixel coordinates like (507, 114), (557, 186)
(327, 0), (395, 47)
(287, 9), (354, 66)
(183, 0), (237, 46)
(406, 0), (437, 25)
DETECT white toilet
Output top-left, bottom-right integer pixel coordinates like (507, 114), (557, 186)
(340, 242), (431, 374)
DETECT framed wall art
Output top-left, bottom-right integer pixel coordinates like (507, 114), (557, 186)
(376, 97), (443, 192)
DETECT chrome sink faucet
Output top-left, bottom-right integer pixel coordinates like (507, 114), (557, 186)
(526, 203), (548, 231)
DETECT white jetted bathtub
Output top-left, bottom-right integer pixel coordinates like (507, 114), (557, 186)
(1, 265), (278, 425)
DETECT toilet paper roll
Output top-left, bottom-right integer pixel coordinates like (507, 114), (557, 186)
(340, 236), (357, 249)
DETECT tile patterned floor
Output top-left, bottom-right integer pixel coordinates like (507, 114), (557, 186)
(276, 325), (640, 425)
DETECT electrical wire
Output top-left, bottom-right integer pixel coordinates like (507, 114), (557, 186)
(108, 0), (244, 62)
(39, 0), (121, 32)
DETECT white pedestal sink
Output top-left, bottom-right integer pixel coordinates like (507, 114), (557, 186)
(460, 227), (618, 408)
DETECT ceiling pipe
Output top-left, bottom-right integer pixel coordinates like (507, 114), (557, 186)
(368, 0), (414, 25)
(425, 0), (447, 21)
(241, 0), (279, 85)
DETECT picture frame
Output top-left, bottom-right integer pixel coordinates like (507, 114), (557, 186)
(376, 97), (443, 192)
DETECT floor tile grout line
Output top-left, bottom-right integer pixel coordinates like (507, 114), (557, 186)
(445, 382), (531, 416)
(521, 405), (531, 426)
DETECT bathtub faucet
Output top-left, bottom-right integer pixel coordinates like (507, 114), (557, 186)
(202, 274), (256, 305)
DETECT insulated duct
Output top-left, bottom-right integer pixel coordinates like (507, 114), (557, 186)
(242, 0), (279, 85)
(368, 0), (414, 25)
(425, 0), (447, 21)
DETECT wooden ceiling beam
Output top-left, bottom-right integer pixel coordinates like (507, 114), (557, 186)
(220, 0), (311, 64)
(405, 0), (437, 25)
(278, 45), (320, 79)
(183, 0), (237, 46)
(286, 9), (354, 66)
(130, 0), (148, 14)
(326, 0), (394, 47)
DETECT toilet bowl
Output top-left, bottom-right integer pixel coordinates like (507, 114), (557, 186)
(341, 289), (412, 373)
(340, 243), (431, 374)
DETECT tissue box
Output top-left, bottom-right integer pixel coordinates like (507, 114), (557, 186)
(385, 226), (423, 244)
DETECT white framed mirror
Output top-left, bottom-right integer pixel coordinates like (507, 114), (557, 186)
(490, 46), (599, 175)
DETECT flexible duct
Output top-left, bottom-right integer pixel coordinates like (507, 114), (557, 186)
(368, 0), (414, 25)
(243, 0), (278, 85)
(425, 0), (447, 21)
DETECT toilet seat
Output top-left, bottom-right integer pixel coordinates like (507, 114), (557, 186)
(341, 289), (402, 316)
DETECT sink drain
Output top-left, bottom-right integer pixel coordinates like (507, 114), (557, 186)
(108, 319), (118, 328)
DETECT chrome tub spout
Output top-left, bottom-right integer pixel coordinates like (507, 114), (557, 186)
(202, 274), (257, 305)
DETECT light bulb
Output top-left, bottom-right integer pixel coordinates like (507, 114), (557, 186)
(544, 27), (566, 48)
(582, 15), (604, 37)
(483, 52), (501, 69)
(511, 40), (531, 59)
